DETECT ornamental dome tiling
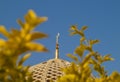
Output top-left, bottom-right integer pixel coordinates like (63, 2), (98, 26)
(29, 33), (70, 82)
(29, 58), (70, 82)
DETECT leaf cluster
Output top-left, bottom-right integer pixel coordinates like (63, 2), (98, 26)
(0, 10), (48, 82)
(57, 25), (120, 82)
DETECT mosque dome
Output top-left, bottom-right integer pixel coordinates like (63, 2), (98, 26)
(29, 58), (70, 82)
(29, 33), (70, 82)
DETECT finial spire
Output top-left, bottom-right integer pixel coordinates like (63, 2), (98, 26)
(55, 33), (60, 59)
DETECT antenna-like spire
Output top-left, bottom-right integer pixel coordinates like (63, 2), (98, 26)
(55, 33), (60, 59)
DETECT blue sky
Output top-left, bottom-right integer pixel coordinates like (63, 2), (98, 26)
(0, 0), (120, 74)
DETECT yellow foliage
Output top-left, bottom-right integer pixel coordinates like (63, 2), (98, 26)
(74, 44), (86, 57)
(0, 39), (6, 47)
(0, 26), (10, 38)
(57, 25), (120, 82)
(24, 10), (48, 27)
(0, 9), (120, 82)
(25, 42), (48, 52)
(0, 10), (48, 82)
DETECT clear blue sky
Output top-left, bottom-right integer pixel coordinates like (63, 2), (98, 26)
(0, 0), (120, 74)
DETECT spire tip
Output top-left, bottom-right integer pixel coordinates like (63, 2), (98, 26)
(55, 33), (60, 59)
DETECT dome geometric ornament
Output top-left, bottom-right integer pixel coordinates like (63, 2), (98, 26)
(29, 58), (70, 82)
(29, 33), (70, 82)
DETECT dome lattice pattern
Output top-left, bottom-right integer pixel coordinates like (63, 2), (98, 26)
(29, 59), (70, 82)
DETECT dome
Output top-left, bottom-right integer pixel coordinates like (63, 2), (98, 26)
(29, 33), (70, 82)
(29, 58), (70, 82)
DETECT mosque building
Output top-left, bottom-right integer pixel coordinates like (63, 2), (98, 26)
(29, 33), (70, 82)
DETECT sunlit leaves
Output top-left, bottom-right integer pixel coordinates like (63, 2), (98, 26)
(70, 25), (87, 37)
(24, 10), (48, 27)
(57, 25), (116, 82)
(25, 42), (48, 52)
(81, 26), (88, 31)
(80, 37), (86, 42)
(74, 45), (85, 57)
(18, 53), (31, 66)
(30, 32), (48, 41)
(0, 10), (48, 82)
(17, 19), (24, 27)
(103, 54), (114, 62)
(89, 39), (99, 45)
(0, 39), (6, 47)
(0, 26), (10, 38)
(67, 54), (78, 62)
(57, 74), (76, 82)
(109, 72), (120, 82)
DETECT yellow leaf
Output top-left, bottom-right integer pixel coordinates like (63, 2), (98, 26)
(17, 19), (24, 27)
(81, 26), (88, 31)
(25, 34), (31, 42)
(103, 54), (114, 61)
(34, 17), (48, 25)
(70, 25), (85, 37)
(3, 49), (13, 56)
(25, 42), (48, 52)
(67, 54), (78, 61)
(0, 39), (6, 47)
(30, 32), (48, 41)
(3, 31), (21, 43)
(78, 31), (84, 37)
(24, 10), (36, 24)
(20, 24), (29, 38)
(10, 29), (21, 43)
(80, 37), (86, 42)
(5, 41), (18, 50)
(75, 45), (85, 57)
(83, 61), (89, 68)
(27, 10), (37, 18)
(70, 25), (77, 31)
(89, 59), (97, 64)
(24, 10), (37, 23)
(57, 74), (76, 82)
(85, 46), (93, 52)
(89, 40), (99, 45)
(11, 28), (20, 36)
(0, 26), (10, 38)
(82, 54), (91, 66)
(110, 71), (120, 80)
(18, 53), (31, 66)
(24, 10), (48, 27)
(70, 31), (77, 36)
